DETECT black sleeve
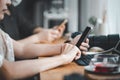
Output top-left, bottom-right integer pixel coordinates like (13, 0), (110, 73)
(16, 13), (37, 39)
(9, 5), (37, 39)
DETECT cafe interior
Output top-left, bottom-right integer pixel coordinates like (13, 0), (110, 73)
(1, 0), (120, 80)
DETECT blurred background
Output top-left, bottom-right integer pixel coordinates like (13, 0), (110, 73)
(16, 0), (120, 35)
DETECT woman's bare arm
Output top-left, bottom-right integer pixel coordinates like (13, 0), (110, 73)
(1, 56), (66, 80)
(13, 39), (62, 59)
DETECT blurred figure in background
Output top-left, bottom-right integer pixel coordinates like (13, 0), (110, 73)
(0, 0), (65, 44)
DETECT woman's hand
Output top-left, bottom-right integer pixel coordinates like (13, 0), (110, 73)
(37, 29), (60, 43)
(53, 24), (66, 39)
(35, 23), (66, 43)
(61, 43), (81, 64)
(70, 35), (90, 55)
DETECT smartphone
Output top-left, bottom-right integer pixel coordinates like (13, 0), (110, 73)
(56, 19), (68, 32)
(59, 19), (68, 26)
(76, 26), (92, 48)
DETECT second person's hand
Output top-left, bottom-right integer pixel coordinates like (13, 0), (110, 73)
(36, 29), (60, 43)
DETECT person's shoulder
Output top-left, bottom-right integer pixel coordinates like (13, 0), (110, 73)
(0, 28), (11, 39)
(0, 28), (5, 34)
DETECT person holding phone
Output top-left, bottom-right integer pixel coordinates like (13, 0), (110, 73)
(1, 0), (66, 44)
(0, 0), (89, 80)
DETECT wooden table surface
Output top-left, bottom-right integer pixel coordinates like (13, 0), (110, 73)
(39, 62), (84, 80)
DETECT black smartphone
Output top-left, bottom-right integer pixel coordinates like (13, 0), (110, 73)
(59, 19), (68, 26)
(76, 26), (92, 48)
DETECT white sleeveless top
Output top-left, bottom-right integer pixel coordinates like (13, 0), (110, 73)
(0, 29), (14, 66)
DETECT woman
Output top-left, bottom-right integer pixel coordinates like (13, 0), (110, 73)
(0, 0), (89, 80)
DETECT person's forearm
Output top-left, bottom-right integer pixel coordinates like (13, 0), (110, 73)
(23, 44), (62, 58)
(14, 43), (63, 59)
(2, 56), (66, 80)
(17, 34), (40, 44)
(33, 27), (43, 34)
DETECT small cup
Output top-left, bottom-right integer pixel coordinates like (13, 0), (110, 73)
(89, 54), (120, 73)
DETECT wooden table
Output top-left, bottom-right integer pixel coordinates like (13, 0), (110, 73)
(39, 62), (84, 80)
